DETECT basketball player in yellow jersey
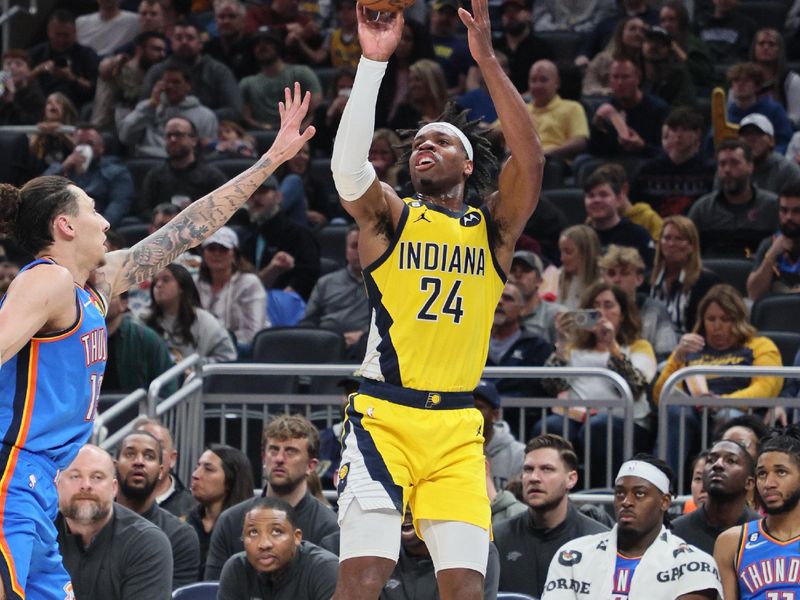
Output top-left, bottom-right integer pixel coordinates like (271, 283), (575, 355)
(329, 0), (544, 597)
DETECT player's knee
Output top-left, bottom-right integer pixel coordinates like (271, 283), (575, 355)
(334, 557), (395, 598)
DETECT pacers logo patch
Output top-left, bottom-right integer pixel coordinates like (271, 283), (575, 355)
(339, 463), (350, 482)
(460, 212), (482, 227)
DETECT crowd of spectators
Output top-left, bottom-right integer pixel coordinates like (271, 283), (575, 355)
(4, 0), (800, 596)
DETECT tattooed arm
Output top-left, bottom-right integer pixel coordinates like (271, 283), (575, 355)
(96, 84), (315, 299)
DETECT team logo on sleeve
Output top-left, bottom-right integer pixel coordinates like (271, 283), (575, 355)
(673, 543), (694, 557)
(460, 212), (482, 227)
(558, 549), (583, 566)
(339, 463), (350, 482)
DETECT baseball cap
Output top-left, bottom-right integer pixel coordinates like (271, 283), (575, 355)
(474, 381), (501, 409)
(432, 0), (459, 11)
(739, 113), (774, 137)
(252, 26), (283, 46)
(644, 26), (671, 42)
(512, 250), (544, 274)
(202, 226), (239, 249)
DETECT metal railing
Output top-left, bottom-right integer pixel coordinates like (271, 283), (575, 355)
(168, 363), (635, 488)
(657, 365), (800, 494)
(0, 0), (38, 52)
(92, 389), (147, 448)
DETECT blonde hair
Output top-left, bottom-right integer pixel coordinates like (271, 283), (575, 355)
(651, 215), (702, 292)
(599, 244), (645, 274)
(694, 284), (756, 345)
(409, 58), (448, 116)
(558, 224), (601, 300)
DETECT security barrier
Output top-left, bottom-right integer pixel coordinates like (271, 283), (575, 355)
(657, 365), (800, 494)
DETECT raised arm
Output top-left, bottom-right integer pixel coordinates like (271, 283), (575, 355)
(97, 84), (315, 299)
(330, 8), (406, 266)
(459, 0), (544, 271)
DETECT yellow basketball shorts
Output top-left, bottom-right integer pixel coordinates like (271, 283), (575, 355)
(337, 380), (491, 534)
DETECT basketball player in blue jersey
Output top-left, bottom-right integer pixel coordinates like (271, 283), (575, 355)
(0, 84), (315, 600)
(715, 426), (800, 599)
(329, 0), (543, 597)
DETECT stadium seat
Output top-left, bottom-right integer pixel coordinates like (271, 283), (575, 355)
(253, 326), (345, 363)
(739, 1), (787, 31)
(535, 31), (583, 62)
(497, 593), (538, 600)
(247, 129), (278, 155)
(206, 157), (257, 180)
(752, 294), (800, 334)
(309, 156), (338, 207)
(172, 581), (219, 600)
(116, 223), (150, 247)
(320, 256), (341, 275)
(541, 188), (586, 226)
(542, 157), (567, 190)
(759, 330), (800, 366)
(702, 258), (753, 297)
(0, 129), (31, 185)
(574, 156), (644, 187)
(253, 326), (346, 394)
(124, 157), (161, 198)
(315, 223), (350, 264)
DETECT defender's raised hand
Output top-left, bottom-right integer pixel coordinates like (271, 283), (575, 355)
(270, 82), (316, 163)
(356, 5), (404, 62)
(458, 0), (495, 65)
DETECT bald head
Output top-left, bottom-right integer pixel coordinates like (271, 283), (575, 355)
(58, 445), (118, 526)
(528, 60), (560, 107)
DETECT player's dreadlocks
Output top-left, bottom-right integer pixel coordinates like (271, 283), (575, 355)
(397, 102), (497, 201)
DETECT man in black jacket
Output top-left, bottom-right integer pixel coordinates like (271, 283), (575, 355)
(240, 177), (321, 300)
(115, 430), (201, 589)
(56, 445), (173, 600)
(204, 415), (338, 580)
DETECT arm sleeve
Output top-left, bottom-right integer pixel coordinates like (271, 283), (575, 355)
(330, 56), (385, 201)
(120, 528), (174, 600)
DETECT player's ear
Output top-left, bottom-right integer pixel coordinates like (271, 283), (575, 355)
(463, 159), (474, 178)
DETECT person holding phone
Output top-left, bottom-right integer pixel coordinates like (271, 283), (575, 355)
(539, 281), (657, 487)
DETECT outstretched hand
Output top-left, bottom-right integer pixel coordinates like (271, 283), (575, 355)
(270, 82), (316, 162)
(356, 5), (404, 62)
(458, 0), (495, 64)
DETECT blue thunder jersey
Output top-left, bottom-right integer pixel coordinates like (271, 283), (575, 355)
(0, 258), (108, 471)
(612, 554), (642, 598)
(359, 198), (506, 392)
(737, 519), (800, 598)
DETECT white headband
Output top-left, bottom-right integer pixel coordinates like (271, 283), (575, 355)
(615, 460), (671, 495)
(415, 122), (474, 161)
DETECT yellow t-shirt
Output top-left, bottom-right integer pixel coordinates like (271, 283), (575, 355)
(494, 95), (589, 152)
(359, 198), (505, 392)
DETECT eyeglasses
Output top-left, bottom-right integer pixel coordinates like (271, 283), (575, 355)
(165, 131), (192, 139)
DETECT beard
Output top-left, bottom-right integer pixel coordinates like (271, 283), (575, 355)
(62, 496), (112, 525)
(780, 220), (800, 238)
(761, 486), (800, 515)
(267, 473), (304, 496)
(721, 175), (749, 196)
(117, 470), (159, 501)
(503, 20), (527, 36)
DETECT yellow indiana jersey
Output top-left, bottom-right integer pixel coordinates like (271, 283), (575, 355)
(359, 198), (506, 392)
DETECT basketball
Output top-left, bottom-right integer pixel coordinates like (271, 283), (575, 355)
(357, 0), (416, 13)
